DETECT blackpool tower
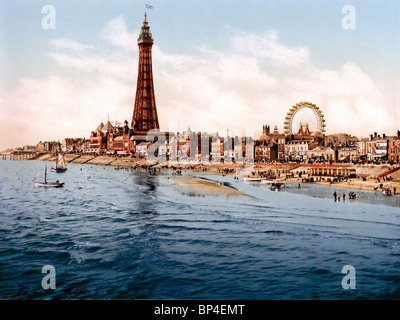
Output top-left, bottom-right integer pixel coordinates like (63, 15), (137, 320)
(131, 13), (160, 132)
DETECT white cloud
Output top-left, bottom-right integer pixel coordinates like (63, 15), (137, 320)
(231, 29), (310, 67)
(51, 39), (94, 52)
(101, 15), (138, 52)
(0, 75), (134, 149)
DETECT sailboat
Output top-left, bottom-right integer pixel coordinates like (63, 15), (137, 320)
(34, 166), (64, 187)
(51, 153), (67, 172)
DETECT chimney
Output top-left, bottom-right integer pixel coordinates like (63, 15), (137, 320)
(374, 132), (377, 138)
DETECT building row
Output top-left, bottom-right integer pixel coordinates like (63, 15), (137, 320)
(84, 121), (400, 164)
(13, 125), (397, 165)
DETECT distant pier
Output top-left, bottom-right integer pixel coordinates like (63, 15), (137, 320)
(1, 152), (38, 160)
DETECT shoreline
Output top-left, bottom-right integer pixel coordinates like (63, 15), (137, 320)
(8, 153), (400, 194)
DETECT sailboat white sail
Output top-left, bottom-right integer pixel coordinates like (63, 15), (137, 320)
(56, 153), (66, 170)
(52, 153), (67, 172)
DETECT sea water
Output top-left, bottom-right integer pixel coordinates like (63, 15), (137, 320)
(0, 159), (399, 299)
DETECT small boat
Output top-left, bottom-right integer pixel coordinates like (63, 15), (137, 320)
(34, 166), (64, 187)
(243, 177), (263, 182)
(262, 179), (285, 186)
(263, 179), (286, 190)
(260, 179), (276, 184)
(51, 153), (67, 172)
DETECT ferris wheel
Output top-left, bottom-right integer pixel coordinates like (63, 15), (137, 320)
(283, 102), (326, 135)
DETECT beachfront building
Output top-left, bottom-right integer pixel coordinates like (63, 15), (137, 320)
(197, 133), (212, 162)
(168, 134), (178, 161)
(36, 141), (60, 153)
(35, 142), (45, 153)
(255, 140), (278, 162)
(366, 132), (389, 162)
(234, 136), (255, 163)
(310, 166), (356, 178)
(136, 141), (154, 157)
(285, 140), (310, 162)
(178, 129), (197, 161)
(325, 133), (359, 148)
(374, 135), (389, 161)
(307, 146), (335, 162)
(234, 142), (243, 163)
(366, 139), (375, 162)
(284, 137), (319, 162)
(61, 138), (87, 153)
(168, 129), (198, 161)
(89, 121), (114, 154)
(23, 145), (37, 152)
(357, 138), (369, 160)
(388, 132), (400, 164)
(337, 146), (359, 162)
(12, 145), (37, 155)
(388, 139), (400, 164)
(259, 125), (286, 161)
(107, 134), (133, 155)
(89, 130), (107, 154)
(223, 137), (235, 163)
(157, 140), (168, 158)
(106, 120), (135, 155)
(211, 135), (224, 163)
(79, 139), (90, 153)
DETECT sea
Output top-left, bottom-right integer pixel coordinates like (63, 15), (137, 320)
(0, 159), (400, 300)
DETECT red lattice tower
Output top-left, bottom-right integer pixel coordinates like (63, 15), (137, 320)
(131, 13), (160, 132)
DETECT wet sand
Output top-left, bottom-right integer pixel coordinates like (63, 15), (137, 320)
(167, 176), (251, 197)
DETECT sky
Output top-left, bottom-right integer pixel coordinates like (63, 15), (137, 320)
(1, 0), (400, 151)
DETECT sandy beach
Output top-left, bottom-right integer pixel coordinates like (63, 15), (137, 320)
(30, 153), (400, 194)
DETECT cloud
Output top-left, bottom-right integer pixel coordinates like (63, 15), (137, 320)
(101, 15), (139, 52)
(281, 62), (394, 136)
(0, 75), (134, 149)
(231, 29), (310, 67)
(51, 39), (94, 52)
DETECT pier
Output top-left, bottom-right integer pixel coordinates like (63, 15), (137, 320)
(1, 152), (38, 160)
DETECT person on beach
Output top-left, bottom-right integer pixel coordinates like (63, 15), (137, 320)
(333, 191), (337, 201)
(343, 193), (345, 202)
